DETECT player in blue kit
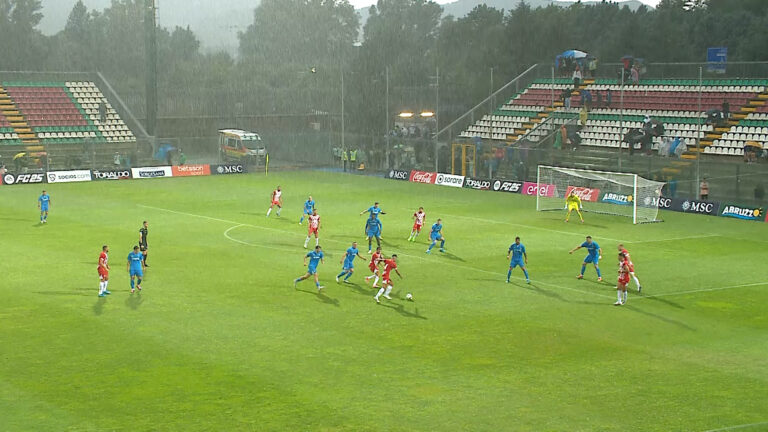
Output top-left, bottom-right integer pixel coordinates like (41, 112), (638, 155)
(299, 195), (315, 225)
(569, 235), (603, 281)
(294, 245), (325, 291)
(506, 236), (530, 283)
(336, 241), (366, 283)
(126, 245), (145, 293)
(37, 190), (51, 223)
(360, 202), (386, 238)
(365, 214), (382, 253)
(426, 218), (446, 254)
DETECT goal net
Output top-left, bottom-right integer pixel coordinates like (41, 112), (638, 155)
(536, 165), (665, 224)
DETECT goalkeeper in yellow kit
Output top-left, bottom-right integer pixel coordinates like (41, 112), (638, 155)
(565, 191), (584, 223)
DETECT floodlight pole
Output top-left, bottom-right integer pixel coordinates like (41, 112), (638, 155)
(385, 66), (390, 169)
(434, 66), (439, 172)
(341, 67), (345, 172)
(696, 66), (702, 198)
(618, 68), (625, 171)
(144, 0), (157, 137)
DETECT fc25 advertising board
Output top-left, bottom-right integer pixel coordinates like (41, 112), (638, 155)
(132, 166), (173, 179)
(491, 179), (523, 193)
(2, 173), (46, 185)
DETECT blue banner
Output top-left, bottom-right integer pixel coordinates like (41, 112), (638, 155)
(707, 47), (727, 74)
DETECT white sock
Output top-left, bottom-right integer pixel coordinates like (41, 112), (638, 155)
(267, 208), (272, 216)
(632, 275), (641, 287)
(277, 209), (281, 216)
(384, 286), (392, 296)
(623, 291), (627, 303)
(99, 281), (104, 294)
(617, 290), (622, 302)
(304, 237), (309, 246)
(375, 287), (384, 299)
(373, 276), (379, 286)
(104, 281), (109, 291)
(315, 237), (319, 246)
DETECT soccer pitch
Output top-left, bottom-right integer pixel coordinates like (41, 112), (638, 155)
(2, 171), (767, 431)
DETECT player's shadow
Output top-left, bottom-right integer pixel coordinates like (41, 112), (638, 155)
(642, 295), (684, 309)
(379, 302), (427, 320)
(341, 282), (372, 297)
(125, 293), (144, 310)
(93, 297), (106, 315)
(622, 304), (695, 331)
(31, 222), (44, 228)
(295, 287), (340, 307)
(440, 252), (465, 262)
(522, 282), (566, 301)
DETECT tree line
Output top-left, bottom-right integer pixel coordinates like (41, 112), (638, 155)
(0, 0), (767, 137)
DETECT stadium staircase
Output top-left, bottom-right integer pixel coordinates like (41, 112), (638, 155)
(0, 80), (138, 169)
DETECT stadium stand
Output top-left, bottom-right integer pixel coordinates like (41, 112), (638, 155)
(461, 78), (768, 160)
(0, 80), (138, 170)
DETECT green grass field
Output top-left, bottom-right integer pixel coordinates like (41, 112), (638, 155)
(2, 171), (767, 431)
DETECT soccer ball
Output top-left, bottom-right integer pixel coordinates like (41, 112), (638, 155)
(405, 293), (413, 300)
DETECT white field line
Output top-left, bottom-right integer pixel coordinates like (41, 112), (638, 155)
(141, 204), (612, 299)
(634, 282), (768, 300)
(702, 421), (768, 432)
(631, 234), (719, 243)
(223, 224), (297, 253)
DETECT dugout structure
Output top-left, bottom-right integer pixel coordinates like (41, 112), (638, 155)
(536, 165), (666, 224)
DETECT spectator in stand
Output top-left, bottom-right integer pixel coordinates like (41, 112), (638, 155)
(581, 88), (592, 110)
(630, 65), (639, 85)
(722, 100), (730, 120)
(579, 106), (588, 127)
(554, 127), (563, 150)
(700, 178), (709, 201)
(572, 65), (582, 88)
(588, 57), (598, 78)
(744, 142), (760, 163)
(606, 88), (612, 107)
(562, 88), (572, 109)
(595, 90), (602, 108)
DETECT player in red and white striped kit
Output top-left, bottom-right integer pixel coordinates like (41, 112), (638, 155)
(407, 207), (426, 242)
(303, 209), (321, 248)
(364, 246), (383, 287)
(618, 244), (642, 293)
(97, 245), (111, 297)
(615, 253), (631, 306)
(267, 186), (282, 217)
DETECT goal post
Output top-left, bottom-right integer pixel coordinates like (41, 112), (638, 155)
(536, 165), (665, 224)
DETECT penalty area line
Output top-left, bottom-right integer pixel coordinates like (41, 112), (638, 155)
(702, 421), (768, 432)
(634, 281), (768, 300)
